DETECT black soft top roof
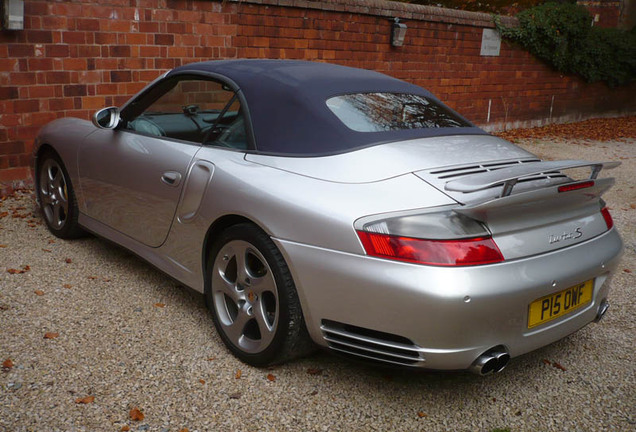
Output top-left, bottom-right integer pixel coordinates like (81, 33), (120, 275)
(168, 60), (486, 156)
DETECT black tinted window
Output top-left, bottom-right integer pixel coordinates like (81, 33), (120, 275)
(326, 93), (470, 132)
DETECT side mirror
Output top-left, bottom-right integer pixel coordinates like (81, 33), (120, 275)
(92, 106), (121, 129)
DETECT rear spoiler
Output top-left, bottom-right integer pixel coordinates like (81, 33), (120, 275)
(445, 160), (620, 197)
(446, 160), (620, 222)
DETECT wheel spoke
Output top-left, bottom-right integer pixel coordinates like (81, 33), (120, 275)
(51, 170), (63, 189)
(236, 247), (250, 286)
(41, 193), (53, 205)
(223, 309), (251, 346)
(52, 203), (63, 228)
(254, 299), (276, 341)
(249, 272), (276, 296)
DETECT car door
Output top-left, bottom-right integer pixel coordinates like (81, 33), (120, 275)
(78, 75), (242, 247)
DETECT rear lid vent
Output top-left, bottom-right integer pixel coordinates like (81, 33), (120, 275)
(417, 158), (569, 205)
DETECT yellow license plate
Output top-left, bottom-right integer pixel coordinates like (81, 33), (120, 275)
(527, 280), (594, 329)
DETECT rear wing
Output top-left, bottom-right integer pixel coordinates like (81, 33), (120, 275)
(446, 160), (620, 222)
(445, 160), (620, 197)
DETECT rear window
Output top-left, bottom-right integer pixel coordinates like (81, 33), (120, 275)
(326, 93), (471, 132)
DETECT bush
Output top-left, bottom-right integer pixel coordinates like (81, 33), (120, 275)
(495, 2), (636, 87)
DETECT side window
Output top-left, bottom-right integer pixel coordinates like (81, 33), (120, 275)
(123, 77), (248, 149)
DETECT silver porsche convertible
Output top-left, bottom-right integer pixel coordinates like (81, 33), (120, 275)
(34, 60), (623, 375)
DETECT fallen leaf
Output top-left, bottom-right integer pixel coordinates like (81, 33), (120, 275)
(34, 290), (45, 296)
(103, 278), (111, 282)
(630, 204), (635, 209)
(65, 258), (72, 264)
(8, 265), (31, 274)
(179, 429), (189, 432)
(624, 269), (632, 273)
(553, 362), (567, 371)
(309, 390), (318, 396)
(266, 373), (276, 382)
(154, 303), (165, 308)
(0, 244), (7, 248)
(120, 426), (130, 432)
(63, 284), (72, 289)
(42, 249), (51, 253)
(75, 395), (95, 404)
(199, 379), (205, 385)
(417, 411), (428, 418)
(235, 369), (242, 379)
(206, 357), (216, 361)
(306, 368), (323, 375)
(542, 359), (552, 366)
(495, 116), (636, 143)
(2, 358), (13, 370)
(48, 239), (55, 244)
(0, 212), (8, 218)
(129, 407), (144, 421)
(44, 332), (59, 339)
(228, 392), (241, 399)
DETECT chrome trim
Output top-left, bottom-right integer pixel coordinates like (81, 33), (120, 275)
(320, 321), (425, 366)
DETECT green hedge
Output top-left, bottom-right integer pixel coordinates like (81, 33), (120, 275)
(495, 3), (636, 87)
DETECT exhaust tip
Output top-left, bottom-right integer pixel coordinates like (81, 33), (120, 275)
(594, 299), (610, 323)
(469, 348), (510, 376)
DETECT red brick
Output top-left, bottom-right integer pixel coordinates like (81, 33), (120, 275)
(27, 30), (54, 44)
(27, 58), (54, 71)
(139, 21), (159, 33)
(0, 87), (19, 100)
(64, 84), (87, 97)
(45, 72), (70, 85)
(62, 31), (86, 44)
(154, 34), (175, 45)
(63, 58), (87, 71)
(42, 15), (68, 30)
(95, 32), (117, 45)
(76, 18), (100, 32)
(110, 70), (132, 83)
(77, 45), (101, 58)
(8, 44), (34, 57)
(109, 45), (131, 57)
(0, 141), (25, 155)
(45, 45), (70, 58)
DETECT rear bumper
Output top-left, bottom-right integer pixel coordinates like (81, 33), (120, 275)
(275, 228), (623, 371)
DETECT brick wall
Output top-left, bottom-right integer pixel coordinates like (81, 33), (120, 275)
(578, 1), (621, 28)
(1, 0), (635, 188)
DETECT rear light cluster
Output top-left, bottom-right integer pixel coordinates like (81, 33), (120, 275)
(357, 231), (503, 266)
(601, 207), (614, 230)
(355, 209), (504, 267)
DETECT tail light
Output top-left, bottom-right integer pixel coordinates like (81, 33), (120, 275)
(355, 209), (504, 266)
(601, 207), (614, 230)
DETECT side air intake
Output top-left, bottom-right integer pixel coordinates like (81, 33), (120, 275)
(320, 320), (425, 366)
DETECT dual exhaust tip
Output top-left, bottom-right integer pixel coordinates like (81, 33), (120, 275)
(469, 348), (510, 376)
(470, 300), (610, 376)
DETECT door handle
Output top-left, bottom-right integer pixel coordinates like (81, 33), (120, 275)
(161, 171), (182, 187)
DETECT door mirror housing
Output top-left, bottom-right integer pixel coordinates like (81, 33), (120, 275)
(92, 106), (121, 129)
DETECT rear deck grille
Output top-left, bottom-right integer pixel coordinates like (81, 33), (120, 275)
(320, 320), (425, 366)
(420, 158), (569, 204)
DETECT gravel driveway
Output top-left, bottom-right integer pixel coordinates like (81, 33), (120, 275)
(1, 138), (634, 432)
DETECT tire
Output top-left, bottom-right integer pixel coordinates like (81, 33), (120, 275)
(206, 223), (314, 366)
(37, 151), (85, 239)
